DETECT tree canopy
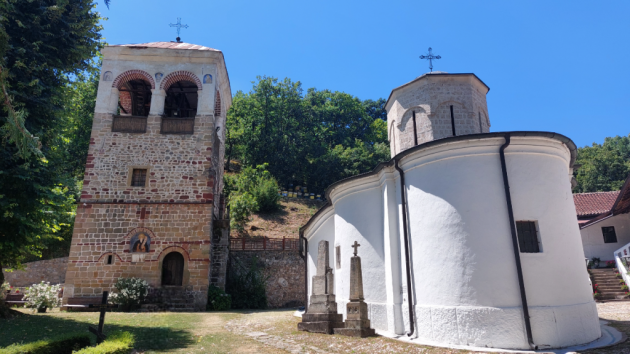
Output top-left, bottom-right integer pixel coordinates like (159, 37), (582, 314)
(226, 76), (390, 194)
(573, 134), (630, 193)
(0, 0), (103, 281)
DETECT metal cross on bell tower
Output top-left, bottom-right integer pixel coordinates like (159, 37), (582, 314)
(420, 47), (441, 72)
(170, 18), (189, 43)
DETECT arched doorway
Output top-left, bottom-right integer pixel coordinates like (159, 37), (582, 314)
(162, 252), (184, 286)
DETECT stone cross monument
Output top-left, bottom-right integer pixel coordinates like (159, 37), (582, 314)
(298, 240), (344, 334)
(334, 241), (376, 337)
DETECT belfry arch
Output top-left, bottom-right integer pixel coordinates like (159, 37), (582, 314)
(160, 71), (202, 118)
(112, 70), (155, 117)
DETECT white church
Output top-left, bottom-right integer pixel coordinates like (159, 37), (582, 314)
(300, 72), (601, 350)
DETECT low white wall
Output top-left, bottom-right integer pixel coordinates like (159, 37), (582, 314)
(581, 214), (630, 261)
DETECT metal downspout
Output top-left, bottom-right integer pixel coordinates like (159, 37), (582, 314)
(394, 159), (415, 337)
(499, 134), (536, 350)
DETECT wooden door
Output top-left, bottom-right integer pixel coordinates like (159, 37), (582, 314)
(162, 252), (184, 286)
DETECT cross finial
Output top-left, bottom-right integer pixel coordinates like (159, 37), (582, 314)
(169, 17), (189, 43)
(419, 47), (441, 73)
(351, 241), (361, 256)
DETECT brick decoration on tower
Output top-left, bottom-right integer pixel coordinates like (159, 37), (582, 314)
(214, 91), (221, 117)
(111, 69), (156, 90)
(160, 71), (203, 91)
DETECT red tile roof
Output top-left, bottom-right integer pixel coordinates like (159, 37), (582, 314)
(109, 42), (220, 52)
(573, 191), (620, 218)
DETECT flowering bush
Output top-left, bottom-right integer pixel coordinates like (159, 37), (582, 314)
(109, 277), (149, 309)
(1, 281), (10, 300)
(606, 260), (616, 268)
(207, 285), (231, 311)
(24, 282), (62, 311)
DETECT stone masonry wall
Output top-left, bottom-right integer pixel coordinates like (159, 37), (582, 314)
(82, 113), (216, 203)
(388, 74), (490, 156)
(65, 203), (212, 310)
(3, 258), (68, 287)
(230, 250), (305, 308)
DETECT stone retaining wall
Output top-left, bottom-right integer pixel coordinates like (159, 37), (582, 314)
(230, 250), (305, 308)
(2, 257), (68, 287)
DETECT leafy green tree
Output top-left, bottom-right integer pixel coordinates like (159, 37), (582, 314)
(363, 98), (387, 122)
(0, 0), (103, 307)
(573, 134), (630, 193)
(226, 76), (391, 194)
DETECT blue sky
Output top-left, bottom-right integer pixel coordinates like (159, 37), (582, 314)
(95, 0), (629, 148)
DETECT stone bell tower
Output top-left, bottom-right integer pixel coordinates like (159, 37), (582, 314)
(385, 72), (491, 157)
(63, 42), (231, 311)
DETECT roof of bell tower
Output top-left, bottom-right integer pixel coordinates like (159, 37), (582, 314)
(109, 41), (220, 52)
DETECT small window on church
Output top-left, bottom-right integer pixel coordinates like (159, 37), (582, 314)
(336, 245), (341, 269)
(131, 169), (147, 187)
(602, 226), (618, 243)
(106, 255), (113, 265)
(516, 221), (541, 253)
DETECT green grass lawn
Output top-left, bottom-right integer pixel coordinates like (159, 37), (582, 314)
(0, 309), (274, 353)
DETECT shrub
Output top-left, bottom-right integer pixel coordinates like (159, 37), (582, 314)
(23, 282), (61, 311)
(73, 331), (134, 354)
(622, 285), (629, 291)
(206, 285), (232, 311)
(229, 193), (258, 232)
(606, 260), (615, 268)
(1, 281), (9, 300)
(109, 278), (149, 309)
(1, 333), (90, 354)
(225, 163), (281, 231)
(226, 256), (268, 309)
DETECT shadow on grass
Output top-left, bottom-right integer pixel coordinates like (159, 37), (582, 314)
(0, 311), (195, 352)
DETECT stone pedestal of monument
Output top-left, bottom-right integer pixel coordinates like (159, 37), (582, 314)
(334, 241), (376, 337)
(298, 240), (344, 334)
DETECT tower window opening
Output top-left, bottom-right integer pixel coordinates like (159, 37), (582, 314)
(131, 169), (147, 187)
(106, 255), (113, 265)
(164, 80), (198, 118)
(118, 79), (152, 117)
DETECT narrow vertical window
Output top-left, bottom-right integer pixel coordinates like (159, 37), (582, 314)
(478, 112), (483, 133)
(106, 255), (113, 265)
(131, 169), (147, 187)
(516, 221), (541, 253)
(602, 226), (618, 243)
(450, 105), (456, 136)
(336, 245), (341, 269)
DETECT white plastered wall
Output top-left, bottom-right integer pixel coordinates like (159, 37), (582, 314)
(303, 135), (600, 350)
(581, 214), (630, 261)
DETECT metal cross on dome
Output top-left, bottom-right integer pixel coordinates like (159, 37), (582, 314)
(419, 47), (441, 72)
(170, 18), (189, 43)
(351, 241), (361, 256)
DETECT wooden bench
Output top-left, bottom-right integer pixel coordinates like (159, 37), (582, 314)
(5, 293), (27, 307)
(62, 297), (102, 312)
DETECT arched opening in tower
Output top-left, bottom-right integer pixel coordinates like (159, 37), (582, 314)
(164, 80), (198, 118)
(118, 79), (152, 117)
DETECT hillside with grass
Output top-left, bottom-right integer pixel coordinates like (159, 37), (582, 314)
(230, 198), (325, 239)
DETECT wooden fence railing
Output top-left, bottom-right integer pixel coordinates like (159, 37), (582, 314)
(230, 237), (298, 251)
(161, 118), (194, 134)
(112, 116), (147, 133)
